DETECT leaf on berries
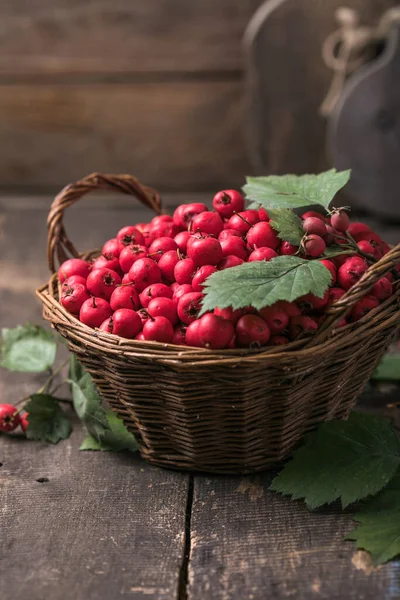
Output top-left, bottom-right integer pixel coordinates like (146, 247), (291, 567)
(244, 169), (351, 210)
(347, 473), (400, 564)
(200, 256), (332, 314)
(270, 411), (400, 509)
(0, 324), (57, 373)
(268, 208), (304, 245)
(371, 354), (400, 381)
(80, 411), (138, 452)
(322, 245), (355, 258)
(24, 394), (72, 444)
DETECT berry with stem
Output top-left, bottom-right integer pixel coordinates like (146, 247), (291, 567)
(197, 313), (234, 349)
(174, 258), (198, 285)
(61, 283), (90, 315)
(187, 234), (223, 267)
(212, 190), (245, 219)
(128, 258), (161, 292)
(192, 265), (217, 292)
(302, 217), (327, 237)
(0, 404), (21, 432)
(86, 268), (121, 300)
(302, 234), (326, 257)
(119, 245), (148, 273)
(236, 315), (270, 346)
(148, 297), (178, 325)
(79, 297), (113, 328)
(177, 292), (204, 324)
(110, 285), (140, 311)
(142, 315), (174, 343)
(58, 258), (91, 283)
(139, 283), (172, 308)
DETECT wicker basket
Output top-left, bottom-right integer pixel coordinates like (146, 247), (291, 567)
(37, 173), (400, 474)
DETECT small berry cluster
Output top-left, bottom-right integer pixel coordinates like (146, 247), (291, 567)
(0, 404), (28, 433)
(58, 193), (395, 350)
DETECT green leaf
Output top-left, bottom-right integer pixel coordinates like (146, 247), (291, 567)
(200, 256), (332, 314)
(69, 374), (108, 437)
(347, 473), (400, 564)
(371, 354), (400, 381)
(268, 208), (304, 245)
(244, 169), (351, 210)
(24, 394), (72, 444)
(322, 245), (355, 258)
(68, 353), (85, 383)
(1, 324), (57, 372)
(270, 412), (400, 509)
(80, 412), (138, 452)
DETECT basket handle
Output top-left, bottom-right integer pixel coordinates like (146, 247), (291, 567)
(47, 172), (162, 273)
(312, 243), (400, 343)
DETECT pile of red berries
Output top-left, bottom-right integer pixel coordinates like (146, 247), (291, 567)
(0, 404), (28, 433)
(58, 190), (395, 350)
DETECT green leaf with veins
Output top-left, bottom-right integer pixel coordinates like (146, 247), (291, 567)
(200, 256), (332, 314)
(80, 412), (138, 452)
(347, 472), (400, 564)
(371, 354), (400, 381)
(270, 412), (400, 509)
(24, 394), (72, 444)
(244, 169), (351, 210)
(322, 245), (355, 259)
(1, 324), (57, 372)
(268, 208), (304, 245)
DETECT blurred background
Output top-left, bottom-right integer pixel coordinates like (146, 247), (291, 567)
(0, 0), (399, 230)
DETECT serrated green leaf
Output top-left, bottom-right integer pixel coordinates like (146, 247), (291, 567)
(244, 169), (350, 210)
(200, 256), (332, 314)
(371, 354), (400, 381)
(1, 324), (57, 373)
(322, 245), (355, 258)
(268, 208), (303, 245)
(347, 473), (400, 564)
(24, 394), (72, 444)
(80, 435), (102, 450)
(68, 353), (85, 383)
(69, 375), (108, 437)
(270, 412), (400, 509)
(80, 412), (138, 452)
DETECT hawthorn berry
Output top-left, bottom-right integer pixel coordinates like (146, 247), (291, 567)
(187, 235), (223, 267)
(103, 238), (121, 258)
(20, 413), (29, 433)
(227, 210), (259, 234)
(258, 306), (289, 334)
(301, 211), (325, 221)
(174, 231), (192, 253)
(269, 335), (289, 346)
(192, 212), (224, 237)
(372, 277), (392, 301)
(289, 316), (318, 340)
(302, 217), (327, 237)
(58, 258), (91, 283)
(128, 258), (161, 292)
(248, 248), (278, 262)
(174, 258), (197, 285)
(350, 295), (379, 322)
(212, 190), (245, 219)
(100, 309), (142, 339)
(337, 257), (367, 290)
(80, 297), (113, 328)
(330, 209), (350, 232)
(116, 225), (145, 249)
(92, 254), (121, 274)
(219, 236), (248, 261)
(110, 285), (140, 311)
(61, 283), (90, 315)
(172, 325), (187, 345)
(191, 265), (217, 293)
(218, 255), (244, 270)
(320, 259), (337, 285)
(214, 306), (243, 325)
(303, 234), (326, 257)
(247, 222), (279, 250)
(148, 297), (178, 326)
(280, 241), (298, 255)
(119, 245), (148, 273)
(177, 292), (204, 324)
(142, 316), (174, 343)
(86, 268), (121, 300)
(158, 250), (180, 282)
(218, 228), (243, 241)
(0, 404), (21, 432)
(172, 284), (194, 303)
(197, 313), (234, 349)
(185, 320), (202, 347)
(235, 315), (270, 347)
(139, 283), (172, 308)
(173, 203), (208, 229)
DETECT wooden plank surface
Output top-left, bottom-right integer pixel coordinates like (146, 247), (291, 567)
(0, 82), (248, 192)
(0, 0), (261, 76)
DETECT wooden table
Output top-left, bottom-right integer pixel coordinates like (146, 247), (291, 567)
(1, 196), (399, 600)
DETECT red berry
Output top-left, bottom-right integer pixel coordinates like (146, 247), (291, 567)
(324, 225), (337, 245)
(192, 265), (217, 292)
(214, 306), (243, 325)
(173, 203), (208, 229)
(372, 277), (392, 301)
(192, 212), (224, 237)
(86, 268), (121, 300)
(79, 297), (113, 328)
(258, 306), (289, 334)
(247, 222), (279, 250)
(350, 295), (379, 322)
(338, 257), (367, 290)
(174, 231), (192, 253)
(280, 241), (298, 255)
(220, 236), (248, 261)
(172, 284), (194, 303)
(0, 404), (21, 432)
(303, 234), (326, 257)
(58, 258), (91, 283)
(258, 207), (269, 222)
(62, 275), (87, 289)
(197, 313), (234, 349)
(119, 245), (148, 273)
(148, 297), (178, 326)
(139, 283), (172, 308)
(185, 320), (202, 347)
(20, 412), (29, 433)
(149, 237), (178, 261)
(149, 220), (179, 241)
(177, 292), (204, 324)
(187, 234), (223, 267)
(320, 259), (337, 285)
(299, 290), (329, 311)
(357, 240), (382, 261)
(128, 258), (161, 292)
(137, 308), (151, 327)
(301, 211), (325, 221)
(172, 325), (187, 346)
(212, 190), (245, 219)
(218, 229), (243, 241)
(248, 248), (278, 262)
(92, 254), (122, 274)
(327, 287), (346, 306)
(347, 222), (372, 241)
(143, 316), (174, 343)
(227, 210), (259, 234)
(100, 309), (142, 339)
(302, 217), (327, 237)
(269, 335), (289, 346)
(174, 258), (197, 285)
(218, 255), (244, 270)
(330, 210), (350, 232)
(158, 250), (180, 282)
(275, 301), (301, 318)
(136, 223), (152, 247)
(236, 315), (270, 347)
(103, 238), (121, 258)
(61, 283), (90, 315)
(110, 285), (140, 311)
(116, 225), (145, 249)
(289, 316), (318, 340)
(135, 332), (146, 341)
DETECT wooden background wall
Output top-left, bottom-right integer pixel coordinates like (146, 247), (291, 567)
(0, 0), (397, 194)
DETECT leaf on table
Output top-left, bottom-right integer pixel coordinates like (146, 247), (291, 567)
(69, 374), (108, 438)
(1, 323), (57, 373)
(371, 354), (400, 381)
(80, 412), (138, 452)
(268, 208), (304, 245)
(200, 256), (332, 314)
(244, 169), (351, 210)
(24, 394), (72, 444)
(270, 412), (400, 509)
(347, 472), (400, 564)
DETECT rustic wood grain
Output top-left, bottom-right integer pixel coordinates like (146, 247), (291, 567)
(0, 82), (248, 192)
(244, 0), (399, 175)
(0, 0), (261, 76)
(188, 472), (399, 600)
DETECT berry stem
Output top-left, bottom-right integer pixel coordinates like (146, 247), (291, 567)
(345, 232), (377, 264)
(232, 211), (252, 226)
